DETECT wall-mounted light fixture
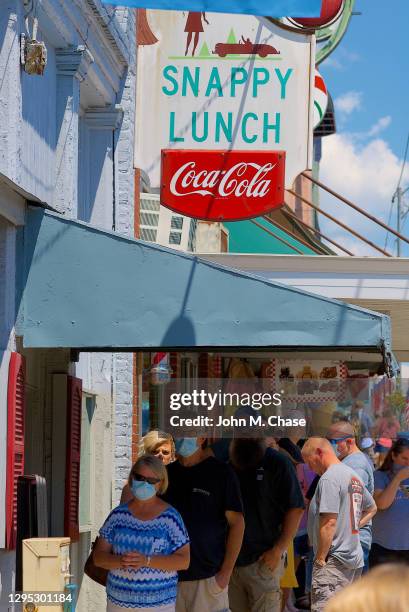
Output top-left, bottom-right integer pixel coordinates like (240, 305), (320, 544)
(20, 33), (47, 75)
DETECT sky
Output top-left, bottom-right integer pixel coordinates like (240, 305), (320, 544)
(317, 0), (409, 257)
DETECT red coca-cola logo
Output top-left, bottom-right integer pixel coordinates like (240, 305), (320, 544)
(161, 150), (285, 221)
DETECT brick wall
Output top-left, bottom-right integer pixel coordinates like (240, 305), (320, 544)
(114, 352), (134, 503)
(112, 7), (137, 504)
(114, 9), (136, 238)
(132, 166), (141, 462)
(132, 353), (142, 462)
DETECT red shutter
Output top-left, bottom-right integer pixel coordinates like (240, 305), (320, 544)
(64, 376), (82, 543)
(6, 353), (26, 549)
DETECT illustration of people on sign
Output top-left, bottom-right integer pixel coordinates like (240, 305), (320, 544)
(184, 12), (209, 56)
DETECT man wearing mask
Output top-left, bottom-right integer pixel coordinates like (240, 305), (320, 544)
(327, 421), (375, 572)
(302, 438), (377, 612)
(229, 438), (305, 612)
(163, 436), (245, 612)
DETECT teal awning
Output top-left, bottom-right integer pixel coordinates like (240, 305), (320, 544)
(225, 218), (318, 255)
(19, 208), (393, 359)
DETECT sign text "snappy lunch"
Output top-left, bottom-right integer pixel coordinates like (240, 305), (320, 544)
(162, 65), (293, 145)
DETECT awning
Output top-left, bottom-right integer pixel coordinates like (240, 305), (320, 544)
(225, 218), (318, 255)
(19, 208), (393, 362)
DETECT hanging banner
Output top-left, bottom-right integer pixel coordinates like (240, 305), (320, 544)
(135, 12), (315, 191)
(104, 0), (322, 18)
(161, 149), (285, 220)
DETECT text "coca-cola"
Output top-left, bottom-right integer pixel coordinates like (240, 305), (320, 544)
(161, 149), (286, 221)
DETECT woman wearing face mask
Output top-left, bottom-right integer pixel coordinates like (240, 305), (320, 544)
(121, 431), (175, 503)
(369, 438), (409, 567)
(94, 455), (190, 611)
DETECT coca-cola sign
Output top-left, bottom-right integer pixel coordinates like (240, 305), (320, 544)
(161, 150), (285, 221)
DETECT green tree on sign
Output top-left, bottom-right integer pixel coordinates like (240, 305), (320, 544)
(226, 29), (237, 44)
(199, 42), (211, 57)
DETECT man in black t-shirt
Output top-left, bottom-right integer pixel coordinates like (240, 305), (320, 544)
(229, 438), (305, 612)
(163, 437), (244, 612)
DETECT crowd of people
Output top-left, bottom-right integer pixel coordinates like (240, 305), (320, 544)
(91, 425), (409, 612)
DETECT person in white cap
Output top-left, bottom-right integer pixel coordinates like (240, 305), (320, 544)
(360, 438), (375, 469)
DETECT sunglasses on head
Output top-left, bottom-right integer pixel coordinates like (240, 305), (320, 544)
(328, 435), (350, 444)
(133, 473), (161, 485)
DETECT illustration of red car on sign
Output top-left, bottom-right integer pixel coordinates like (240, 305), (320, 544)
(214, 36), (280, 58)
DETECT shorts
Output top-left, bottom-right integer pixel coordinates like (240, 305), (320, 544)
(229, 555), (285, 612)
(311, 556), (362, 612)
(176, 576), (229, 612)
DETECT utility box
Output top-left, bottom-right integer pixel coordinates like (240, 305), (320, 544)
(23, 537), (71, 610)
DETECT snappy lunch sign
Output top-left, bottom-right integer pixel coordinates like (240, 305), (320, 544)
(135, 11), (315, 218)
(135, 13), (314, 186)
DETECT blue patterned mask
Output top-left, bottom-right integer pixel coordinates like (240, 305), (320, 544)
(175, 438), (199, 457)
(131, 479), (156, 500)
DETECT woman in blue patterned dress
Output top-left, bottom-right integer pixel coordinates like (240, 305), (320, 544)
(94, 455), (190, 611)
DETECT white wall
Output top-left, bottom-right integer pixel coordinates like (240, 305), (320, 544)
(76, 353), (115, 521)
(401, 363), (409, 378)
(155, 206), (192, 251)
(20, 35), (57, 203)
(0, 215), (17, 558)
(195, 222), (227, 253)
(0, 217), (16, 352)
(0, 351), (11, 551)
(0, 1), (131, 209)
(74, 353), (115, 612)
(198, 254), (409, 301)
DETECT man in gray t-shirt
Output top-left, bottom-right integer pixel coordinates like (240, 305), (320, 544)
(302, 438), (376, 612)
(327, 420), (374, 572)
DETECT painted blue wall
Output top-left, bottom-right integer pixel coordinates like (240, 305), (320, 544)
(21, 208), (392, 352)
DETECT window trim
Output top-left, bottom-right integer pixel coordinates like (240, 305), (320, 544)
(78, 392), (96, 531)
